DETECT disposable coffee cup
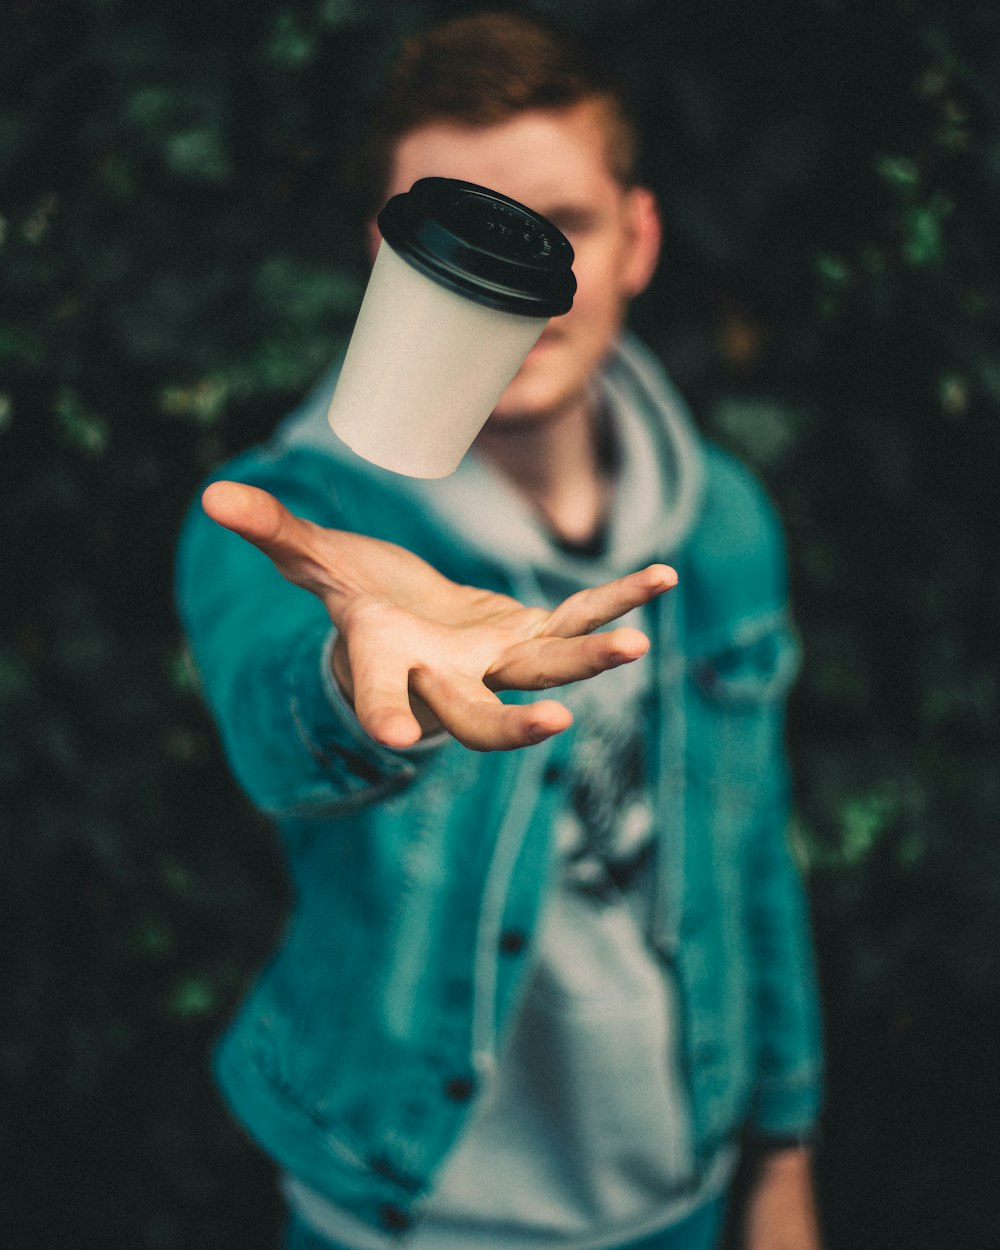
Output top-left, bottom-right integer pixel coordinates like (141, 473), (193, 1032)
(327, 177), (576, 478)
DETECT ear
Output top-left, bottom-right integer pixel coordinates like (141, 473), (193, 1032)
(620, 186), (662, 298)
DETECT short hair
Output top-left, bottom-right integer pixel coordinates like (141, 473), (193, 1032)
(357, 11), (640, 214)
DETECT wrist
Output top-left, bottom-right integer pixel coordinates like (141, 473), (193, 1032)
(751, 1125), (818, 1153)
(748, 1129), (817, 1176)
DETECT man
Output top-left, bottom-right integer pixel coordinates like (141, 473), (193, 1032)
(176, 12), (823, 1250)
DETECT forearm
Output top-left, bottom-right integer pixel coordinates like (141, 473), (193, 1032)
(739, 1143), (823, 1250)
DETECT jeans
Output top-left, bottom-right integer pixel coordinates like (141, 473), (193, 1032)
(285, 1191), (727, 1250)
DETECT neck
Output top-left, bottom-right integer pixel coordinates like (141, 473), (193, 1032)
(474, 395), (613, 547)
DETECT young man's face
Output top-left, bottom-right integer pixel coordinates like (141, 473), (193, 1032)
(378, 100), (661, 430)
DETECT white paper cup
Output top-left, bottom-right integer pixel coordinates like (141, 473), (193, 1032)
(327, 178), (576, 479)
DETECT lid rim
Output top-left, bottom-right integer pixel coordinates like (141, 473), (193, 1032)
(389, 244), (574, 317)
(377, 177), (576, 318)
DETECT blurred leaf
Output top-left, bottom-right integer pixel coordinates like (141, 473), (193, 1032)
(54, 387), (109, 457)
(163, 128), (233, 184)
(875, 153), (921, 189)
(839, 789), (898, 866)
(903, 195), (952, 267)
(159, 376), (230, 425)
(266, 10), (317, 69)
(168, 976), (217, 1019)
(254, 256), (362, 326)
(318, 0), (364, 27)
(707, 396), (804, 468)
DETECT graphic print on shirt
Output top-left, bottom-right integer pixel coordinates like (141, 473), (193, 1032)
(557, 624), (655, 902)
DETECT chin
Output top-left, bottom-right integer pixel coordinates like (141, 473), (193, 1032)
(486, 395), (581, 434)
(491, 368), (581, 425)
(492, 380), (563, 420)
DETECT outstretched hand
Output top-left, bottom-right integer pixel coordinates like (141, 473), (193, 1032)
(202, 480), (677, 753)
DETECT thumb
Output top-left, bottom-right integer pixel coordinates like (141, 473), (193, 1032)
(202, 481), (288, 542)
(202, 481), (329, 594)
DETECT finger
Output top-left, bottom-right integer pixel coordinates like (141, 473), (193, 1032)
(202, 480), (293, 545)
(485, 626), (650, 693)
(412, 669), (572, 752)
(348, 639), (425, 749)
(444, 697), (573, 752)
(202, 481), (332, 594)
(543, 564), (677, 638)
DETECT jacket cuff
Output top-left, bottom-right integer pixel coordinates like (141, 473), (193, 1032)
(750, 1063), (823, 1141)
(748, 1128), (819, 1153)
(279, 622), (429, 811)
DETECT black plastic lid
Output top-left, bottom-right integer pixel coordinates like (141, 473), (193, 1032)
(376, 177), (576, 318)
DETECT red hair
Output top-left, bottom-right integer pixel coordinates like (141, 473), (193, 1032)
(357, 11), (639, 212)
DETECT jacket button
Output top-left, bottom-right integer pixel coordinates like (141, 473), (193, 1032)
(379, 1203), (411, 1232)
(499, 929), (526, 955)
(443, 1075), (475, 1102)
(542, 762), (564, 784)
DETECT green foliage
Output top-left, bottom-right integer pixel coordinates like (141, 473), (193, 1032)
(2, 1), (998, 1247)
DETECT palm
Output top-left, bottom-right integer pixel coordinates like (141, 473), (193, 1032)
(202, 480), (677, 752)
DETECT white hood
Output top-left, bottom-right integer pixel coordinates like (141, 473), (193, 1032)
(276, 332), (705, 602)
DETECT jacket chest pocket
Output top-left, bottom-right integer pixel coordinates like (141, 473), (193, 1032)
(686, 622), (800, 842)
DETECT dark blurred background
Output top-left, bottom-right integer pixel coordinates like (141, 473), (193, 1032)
(2, 0), (998, 1246)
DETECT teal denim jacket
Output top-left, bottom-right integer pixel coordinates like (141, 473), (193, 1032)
(175, 357), (822, 1240)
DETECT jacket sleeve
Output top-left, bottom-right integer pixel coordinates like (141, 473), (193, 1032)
(694, 447), (824, 1138)
(174, 448), (438, 817)
(742, 482), (823, 1136)
(744, 732), (824, 1139)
